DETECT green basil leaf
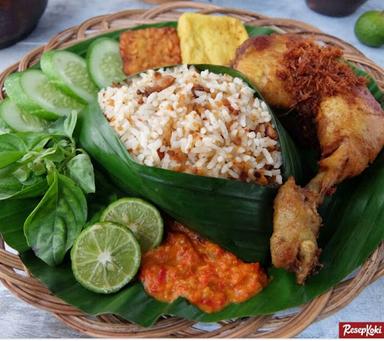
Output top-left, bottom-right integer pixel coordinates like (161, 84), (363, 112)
(16, 132), (51, 151)
(12, 180), (47, 199)
(11, 134), (77, 180)
(0, 134), (27, 168)
(12, 165), (31, 182)
(0, 133), (25, 150)
(24, 172), (87, 266)
(38, 146), (65, 164)
(49, 137), (76, 163)
(26, 139), (73, 167)
(0, 172), (25, 200)
(64, 111), (78, 137)
(0, 165), (47, 200)
(0, 116), (11, 134)
(48, 111), (78, 137)
(0, 180), (46, 200)
(0, 151), (24, 169)
(66, 153), (95, 193)
(28, 158), (47, 176)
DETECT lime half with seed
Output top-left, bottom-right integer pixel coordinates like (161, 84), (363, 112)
(71, 222), (141, 294)
(101, 198), (163, 253)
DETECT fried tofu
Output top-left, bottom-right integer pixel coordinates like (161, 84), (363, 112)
(120, 27), (181, 76)
(177, 13), (248, 65)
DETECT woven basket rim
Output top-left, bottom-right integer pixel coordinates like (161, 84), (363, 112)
(0, 2), (383, 338)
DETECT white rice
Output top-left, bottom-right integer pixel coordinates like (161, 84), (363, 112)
(98, 65), (282, 185)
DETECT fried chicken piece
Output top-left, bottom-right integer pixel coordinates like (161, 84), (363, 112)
(120, 27), (181, 76)
(233, 34), (384, 283)
(271, 177), (321, 284)
(233, 35), (295, 108)
(308, 87), (384, 195)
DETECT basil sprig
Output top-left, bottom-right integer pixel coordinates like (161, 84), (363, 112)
(0, 112), (94, 266)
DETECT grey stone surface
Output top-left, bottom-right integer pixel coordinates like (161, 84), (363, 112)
(0, 0), (383, 338)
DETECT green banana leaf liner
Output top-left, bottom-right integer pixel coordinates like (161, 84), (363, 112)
(8, 149), (384, 327)
(78, 64), (303, 264)
(0, 21), (383, 328)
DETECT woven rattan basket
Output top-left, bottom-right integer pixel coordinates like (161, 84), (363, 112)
(0, 2), (383, 338)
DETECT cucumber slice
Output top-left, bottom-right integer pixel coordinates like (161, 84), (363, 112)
(4, 70), (84, 120)
(87, 38), (126, 88)
(0, 99), (47, 132)
(41, 50), (98, 103)
(4, 73), (37, 116)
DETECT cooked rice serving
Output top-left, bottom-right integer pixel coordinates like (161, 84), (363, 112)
(98, 65), (282, 185)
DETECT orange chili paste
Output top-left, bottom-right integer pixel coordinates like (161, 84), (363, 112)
(139, 228), (268, 313)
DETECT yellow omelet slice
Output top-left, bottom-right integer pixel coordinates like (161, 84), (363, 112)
(177, 13), (249, 66)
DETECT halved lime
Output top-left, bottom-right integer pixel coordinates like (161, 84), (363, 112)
(101, 198), (163, 253)
(71, 222), (141, 294)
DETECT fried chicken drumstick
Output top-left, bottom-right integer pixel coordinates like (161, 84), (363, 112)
(233, 34), (384, 284)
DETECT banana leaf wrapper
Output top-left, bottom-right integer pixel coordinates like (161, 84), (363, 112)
(78, 64), (303, 264)
(9, 149), (384, 326)
(1, 22), (383, 327)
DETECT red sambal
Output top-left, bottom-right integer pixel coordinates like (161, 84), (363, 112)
(140, 228), (268, 313)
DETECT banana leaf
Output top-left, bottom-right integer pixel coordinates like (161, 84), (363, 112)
(78, 64), (302, 264)
(245, 25), (276, 36)
(15, 149), (384, 326)
(0, 198), (39, 252)
(1, 21), (384, 328)
(348, 62), (384, 108)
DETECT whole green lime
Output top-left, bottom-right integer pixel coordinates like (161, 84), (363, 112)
(354, 10), (384, 47)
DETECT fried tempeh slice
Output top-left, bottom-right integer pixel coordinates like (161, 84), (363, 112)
(120, 27), (181, 76)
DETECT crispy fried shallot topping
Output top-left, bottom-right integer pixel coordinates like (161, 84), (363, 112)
(278, 39), (367, 115)
(138, 74), (176, 97)
(191, 84), (210, 98)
